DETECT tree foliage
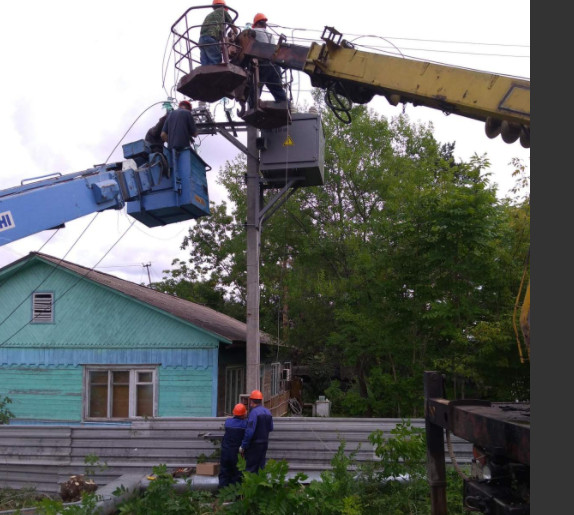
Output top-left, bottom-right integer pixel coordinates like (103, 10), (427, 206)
(160, 98), (530, 416)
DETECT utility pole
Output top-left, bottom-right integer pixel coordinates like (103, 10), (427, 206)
(189, 102), (314, 397)
(245, 124), (261, 393)
(142, 262), (152, 287)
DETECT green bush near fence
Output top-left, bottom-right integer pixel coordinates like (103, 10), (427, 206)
(19, 420), (468, 514)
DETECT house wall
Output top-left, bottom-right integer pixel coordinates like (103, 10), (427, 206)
(0, 261), (223, 420)
(0, 366), (82, 420)
(0, 261), (221, 346)
(158, 368), (215, 417)
(0, 360), (221, 421)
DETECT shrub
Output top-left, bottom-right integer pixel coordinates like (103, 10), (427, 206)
(0, 396), (14, 424)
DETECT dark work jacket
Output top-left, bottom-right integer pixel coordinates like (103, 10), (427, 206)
(241, 404), (273, 449)
(221, 416), (247, 452)
(145, 114), (167, 152)
(161, 108), (198, 149)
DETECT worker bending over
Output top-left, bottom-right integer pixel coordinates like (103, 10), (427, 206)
(219, 403), (248, 488)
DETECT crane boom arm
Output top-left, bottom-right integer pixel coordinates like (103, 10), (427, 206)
(232, 27), (530, 144)
(303, 38), (530, 126)
(0, 141), (211, 247)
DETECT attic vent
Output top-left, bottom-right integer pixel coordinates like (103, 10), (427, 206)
(32, 292), (54, 323)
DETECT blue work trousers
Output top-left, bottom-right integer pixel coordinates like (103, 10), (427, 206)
(219, 448), (242, 488)
(258, 62), (287, 102)
(199, 35), (222, 65)
(245, 442), (269, 473)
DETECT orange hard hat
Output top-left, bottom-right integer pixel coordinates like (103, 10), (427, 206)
(253, 13), (268, 26)
(249, 389), (263, 400)
(213, 0), (226, 5)
(232, 403), (247, 416)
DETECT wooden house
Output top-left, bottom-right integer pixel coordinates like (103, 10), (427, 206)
(0, 252), (291, 424)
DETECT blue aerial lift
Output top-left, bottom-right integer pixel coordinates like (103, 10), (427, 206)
(0, 139), (211, 246)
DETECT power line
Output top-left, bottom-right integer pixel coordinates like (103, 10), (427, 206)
(0, 220), (136, 347)
(0, 101), (168, 341)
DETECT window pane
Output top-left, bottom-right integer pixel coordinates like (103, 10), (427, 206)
(112, 385), (129, 417)
(225, 367), (245, 415)
(137, 385), (153, 417)
(90, 371), (108, 385)
(113, 371), (129, 384)
(89, 385), (108, 417)
(138, 372), (152, 383)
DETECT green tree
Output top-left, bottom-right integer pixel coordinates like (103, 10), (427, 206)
(162, 99), (530, 415)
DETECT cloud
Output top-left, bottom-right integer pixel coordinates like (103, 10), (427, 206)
(0, 0), (529, 282)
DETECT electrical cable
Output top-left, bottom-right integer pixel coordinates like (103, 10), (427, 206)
(0, 219), (136, 347)
(0, 227), (64, 330)
(272, 23), (530, 51)
(446, 430), (470, 480)
(104, 101), (170, 164)
(161, 31), (176, 98)
(0, 212), (103, 346)
(271, 23), (529, 78)
(357, 42), (530, 60)
(1, 100), (170, 343)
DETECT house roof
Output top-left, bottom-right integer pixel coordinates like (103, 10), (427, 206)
(3, 252), (273, 345)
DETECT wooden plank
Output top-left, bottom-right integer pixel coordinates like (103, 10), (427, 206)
(0, 448), (70, 458)
(0, 427), (71, 437)
(70, 438), (218, 449)
(0, 456), (70, 465)
(0, 438), (71, 448)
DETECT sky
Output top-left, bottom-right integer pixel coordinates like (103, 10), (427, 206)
(0, 0), (530, 285)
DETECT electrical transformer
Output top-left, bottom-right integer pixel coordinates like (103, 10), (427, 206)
(259, 112), (325, 188)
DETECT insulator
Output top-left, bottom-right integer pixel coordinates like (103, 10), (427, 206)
(501, 121), (521, 144)
(520, 127), (530, 149)
(387, 94), (401, 106)
(485, 117), (502, 139)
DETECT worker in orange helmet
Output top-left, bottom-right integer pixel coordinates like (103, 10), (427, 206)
(250, 13), (288, 104)
(218, 402), (248, 488)
(239, 390), (274, 473)
(199, 0), (238, 66)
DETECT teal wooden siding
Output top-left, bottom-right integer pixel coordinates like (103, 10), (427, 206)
(0, 261), (220, 347)
(158, 368), (215, 417)
(0, 260), (227, 421)
(0, 348), (218, 368)
(0, 366), (82, 421)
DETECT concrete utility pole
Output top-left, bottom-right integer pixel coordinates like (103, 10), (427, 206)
(245, 125), (261, 393)
(142, 262), (152, 287)
(190, 104), (315, 396)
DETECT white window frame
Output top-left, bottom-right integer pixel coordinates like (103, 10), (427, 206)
(31, 292), (54, 323)
(260, 364), (265, 396)
(83, 365), (158, 421)
(224, 365), (245, 415)
(271, 362), (281, 396)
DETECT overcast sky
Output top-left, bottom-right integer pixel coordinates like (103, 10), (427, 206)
(0, 1), (530, 285)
